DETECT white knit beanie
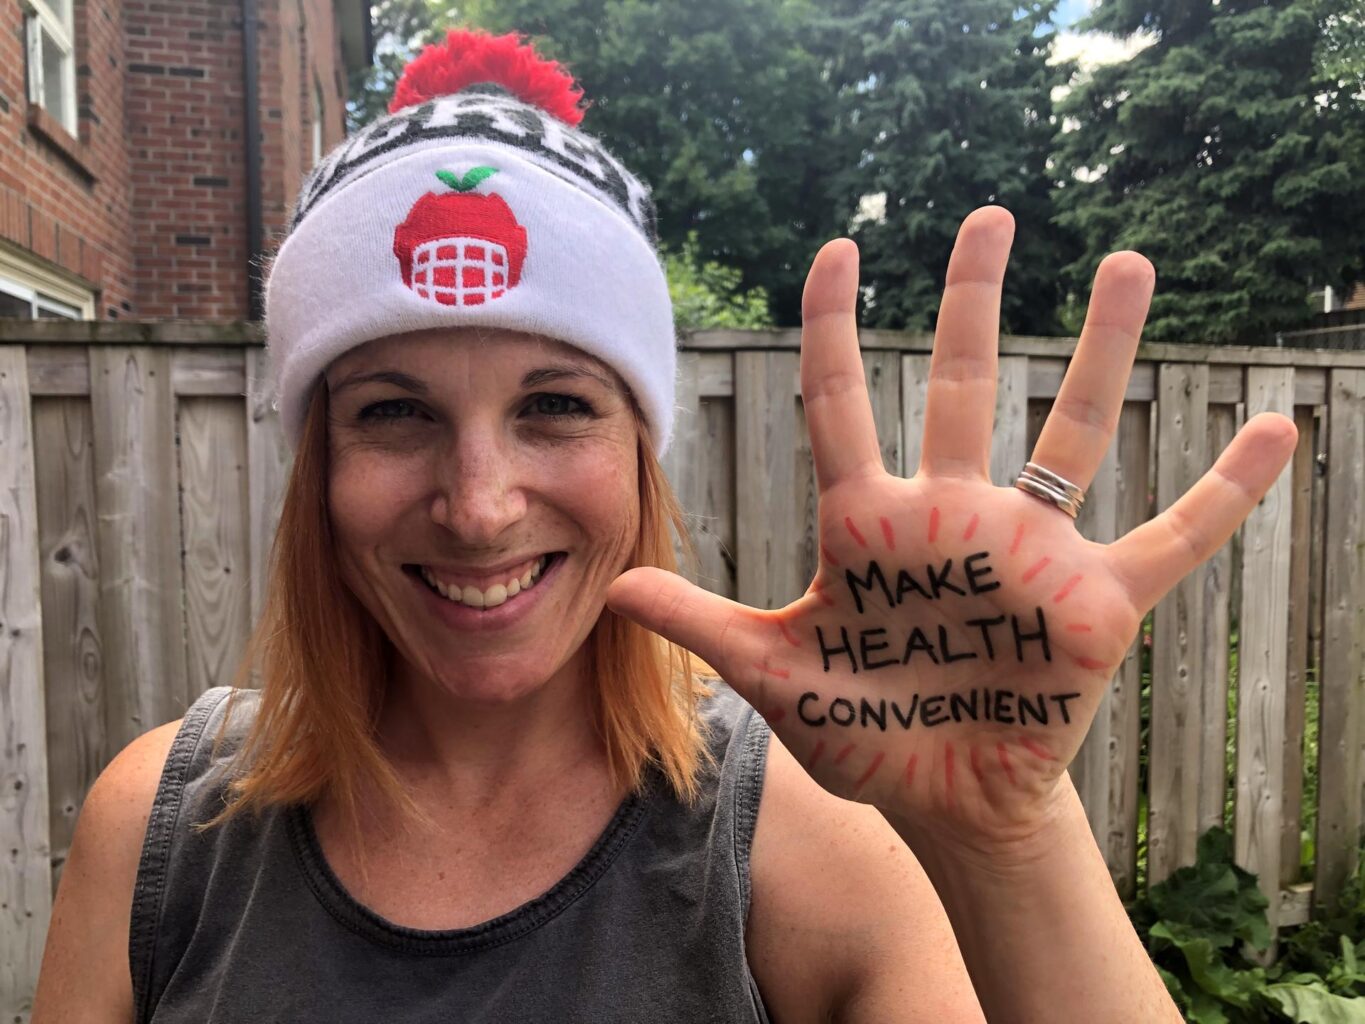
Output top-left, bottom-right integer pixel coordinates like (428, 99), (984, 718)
(264, 30), (676, 456)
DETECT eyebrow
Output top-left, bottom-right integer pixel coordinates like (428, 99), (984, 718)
(329, 370), (430, 396)
(329, 362), (617, 396)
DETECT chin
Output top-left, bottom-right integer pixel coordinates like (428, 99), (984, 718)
(421, 651), (575, 706)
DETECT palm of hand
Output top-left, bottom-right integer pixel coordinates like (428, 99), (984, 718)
(609, 208), (1296, 845)
(758, 475), (1137, 836)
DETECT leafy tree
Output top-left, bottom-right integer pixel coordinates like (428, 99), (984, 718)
(1053, 0), (1365, 344)
(814, 0), (1073, 335)
(664, 231), (773, 331)
(431, 0), (848, 326)
(346, 0), (435, 132)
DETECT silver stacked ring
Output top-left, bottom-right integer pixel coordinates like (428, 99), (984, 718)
(1014, 462), (1086, 519)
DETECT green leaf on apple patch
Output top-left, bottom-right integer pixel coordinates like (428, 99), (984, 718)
(459, 166), (498, 191)
(434, 169), (461, 191)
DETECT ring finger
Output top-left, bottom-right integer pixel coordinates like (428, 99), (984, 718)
(1028, 251), (1155, 491)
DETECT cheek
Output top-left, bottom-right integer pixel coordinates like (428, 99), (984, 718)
(326, 453), (417, 548)
(546, 444), (639, 554)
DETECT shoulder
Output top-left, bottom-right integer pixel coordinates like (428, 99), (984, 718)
(746, 731), (984, 1024)
(31, 715), (183, 1022)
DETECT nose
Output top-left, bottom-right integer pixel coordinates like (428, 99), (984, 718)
(429, 426), (528, 546)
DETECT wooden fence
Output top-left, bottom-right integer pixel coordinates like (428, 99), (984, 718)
(1, 319), (1364, 1019)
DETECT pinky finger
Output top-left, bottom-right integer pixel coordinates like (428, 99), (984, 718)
(1107, 412), (1298, 612)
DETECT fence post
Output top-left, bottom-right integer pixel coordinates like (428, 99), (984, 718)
(0, 345), (53, 1024)
(1315, 369), (1365, 909)
(1235, 367), (1294, 935)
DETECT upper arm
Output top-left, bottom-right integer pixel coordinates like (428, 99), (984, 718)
(31, 719), (182, 1024)
(746, 732), (985, 1024)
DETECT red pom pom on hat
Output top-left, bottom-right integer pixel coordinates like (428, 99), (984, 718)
(389, 28), (588, 126)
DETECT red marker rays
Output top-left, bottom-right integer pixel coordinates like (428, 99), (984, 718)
(1052, 574), (1084, 603)
(962, 513), (980, 542)
(844, 516), (869, 548)
(1021, 556), (1052, 583)
(1010, 523), (1026, 555)
(880, 516), (896, 550)
(854, 752), (886, 790)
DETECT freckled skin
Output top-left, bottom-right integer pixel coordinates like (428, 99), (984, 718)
(324, 328), (641, 712)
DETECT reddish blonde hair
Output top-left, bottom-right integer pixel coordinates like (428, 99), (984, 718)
(201, 377), (712, 865)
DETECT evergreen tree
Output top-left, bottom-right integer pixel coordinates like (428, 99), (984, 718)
(1053, 0), (1365, 343)
(816, 0), (1072, 334)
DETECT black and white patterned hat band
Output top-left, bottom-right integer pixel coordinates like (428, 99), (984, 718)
(291, 87), (659, 243)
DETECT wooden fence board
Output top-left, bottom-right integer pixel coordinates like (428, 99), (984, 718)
(32, 398), (104, 896)
(1235, 368), (1295, 927)
(1110, 401), (1152, 897)
(663, 351), (703, 579)
(1281, 405), (1317, 885)
(171, 347), (244, 397)
(245, 348), (290, 634)
(735, 351), (801, 608)
(991, 356), (1028, 486)
(0, 347), (52, 1024)
(1316, 369), (1365, 908)
(901, 355), (930, 477)
(1200, 405), (1236, 835)
(1150, 362), (1211, 883)
(696, 395), (737, 599)
(864, 351), (902, 476)
(1071, 412), (1121, 848)
(89, 347), (190, 751)
(180, 398), (252, 700)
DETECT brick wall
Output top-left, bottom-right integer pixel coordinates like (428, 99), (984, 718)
(0, 0), (135, 316)
(0, 0), (354, 321)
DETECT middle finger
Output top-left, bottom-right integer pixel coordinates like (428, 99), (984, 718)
(918, 206), (1015, 480)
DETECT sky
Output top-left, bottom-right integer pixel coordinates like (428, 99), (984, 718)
(1050, 0), (1156, 71)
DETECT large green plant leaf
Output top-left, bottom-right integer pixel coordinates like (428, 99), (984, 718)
(1264, 983), (1365, 1023)
(1148, 828), (1272, 951)
(1152, 922), (1268, 1010)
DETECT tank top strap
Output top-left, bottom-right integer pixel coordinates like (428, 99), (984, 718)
(129, 685), (253, 1021)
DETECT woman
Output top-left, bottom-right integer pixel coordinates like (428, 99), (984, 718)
(33, 29), (1296, 1024)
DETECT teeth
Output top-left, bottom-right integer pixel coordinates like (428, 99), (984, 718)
(419, 555), (552, 609)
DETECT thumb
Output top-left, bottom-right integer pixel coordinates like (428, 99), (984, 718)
(605, 566), (764, 686)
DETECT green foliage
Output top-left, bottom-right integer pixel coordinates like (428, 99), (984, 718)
(664, 231), (773, 331)
(1131, 828), (1365, 1023)
(346, 0), (435, 132)
(1053, 0), (1365, 344)
(817, 0), (1075, 335)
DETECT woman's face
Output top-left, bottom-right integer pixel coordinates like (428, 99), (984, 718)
(323, 328), (641, 705)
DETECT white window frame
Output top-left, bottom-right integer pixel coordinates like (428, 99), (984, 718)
(0, 241), (96, 319)
(24, 0), (78, 136)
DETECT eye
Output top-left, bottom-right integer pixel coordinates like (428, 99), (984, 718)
(357, 398), (420, 422)
(529, 393), (594, 418)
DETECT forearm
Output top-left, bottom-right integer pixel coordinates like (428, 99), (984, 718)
(885, 775), (1181, 1024)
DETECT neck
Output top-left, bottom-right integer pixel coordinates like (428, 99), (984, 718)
(373, 644), (613, 817)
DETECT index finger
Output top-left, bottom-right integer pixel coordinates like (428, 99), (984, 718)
(801, 239), (885, 493)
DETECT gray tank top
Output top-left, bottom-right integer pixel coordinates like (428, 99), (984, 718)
(129, 684), (773, 1023)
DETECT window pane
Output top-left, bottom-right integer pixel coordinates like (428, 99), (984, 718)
(35, 293), (80, 319)
(0, 292), (32, 318)
(42, 28), (64, 111)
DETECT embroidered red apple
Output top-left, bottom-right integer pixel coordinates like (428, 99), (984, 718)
(392, 166), (528, 306)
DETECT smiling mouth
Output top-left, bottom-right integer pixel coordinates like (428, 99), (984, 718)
(404, 553), (564, 609)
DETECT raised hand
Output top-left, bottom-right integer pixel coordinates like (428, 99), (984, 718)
(606, 207), (1297, 848)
